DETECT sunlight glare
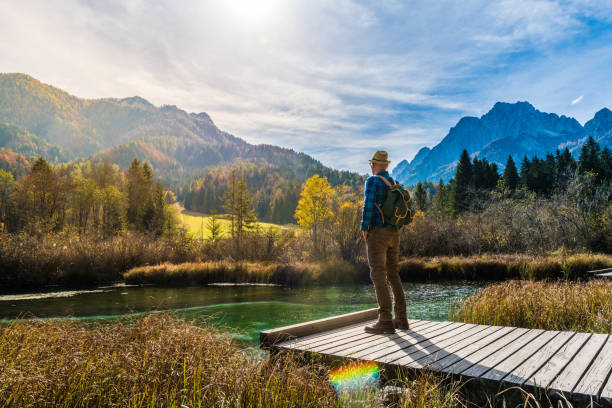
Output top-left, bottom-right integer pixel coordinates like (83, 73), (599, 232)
(224, 0), (280, 24)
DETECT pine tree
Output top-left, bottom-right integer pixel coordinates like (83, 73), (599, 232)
(235, 177), (257, 236)
(486, 161), (499, 189)
(222, 169), (238, 237)
(503, 156), (519, 190)
(206, 210), (224, 241)
(579, 137), (601, 176)
(555, 148), (576, 189)
(413, 181), (428, 212)
(451, 149), (473, 214)
(222, 169), (257, 240)
(542, 153), (556, 195)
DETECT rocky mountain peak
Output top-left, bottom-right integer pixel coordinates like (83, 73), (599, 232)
(392, 101), (604, 185)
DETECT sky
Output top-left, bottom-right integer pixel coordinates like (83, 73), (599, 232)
(1, 0), (611, 174)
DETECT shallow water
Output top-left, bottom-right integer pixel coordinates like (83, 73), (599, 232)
(0, 282), (485, 344)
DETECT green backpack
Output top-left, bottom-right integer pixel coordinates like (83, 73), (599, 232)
(375, 176), (413, 226)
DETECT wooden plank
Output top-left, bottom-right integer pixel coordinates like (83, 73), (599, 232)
(351, 322), (475, 361)
(260, 307), (378, 348)
(373, 323), (489, 365)
(316, 321), (451, 356)
(428, 326), (517, 371)
(300, 320), (440, 354)
(572, 335), (612, 401)
(601, 369), (612, 405)
(281, 319), (428, 350)
(479, 330), (558, 383)
(548, 333), (608, 395)
(279, 319), (375, 348)
(588, 267), (612, 274)
(523, 332), (590, 390)
(459, 329), (544, 379)
(443, 327), (531, 375)
(502, 331), (574, 387)
(397, 325), (503, 368)
(337, 321), (462, 359)
(596, 272), (612, 277)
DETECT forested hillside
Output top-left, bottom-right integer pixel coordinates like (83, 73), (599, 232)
(0, 73), (364, 220)
(183, 161), (363, 224)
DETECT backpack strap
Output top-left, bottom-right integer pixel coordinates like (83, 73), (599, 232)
(376, 175), (398, 189)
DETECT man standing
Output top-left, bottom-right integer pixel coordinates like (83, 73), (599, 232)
(361, 151), (408, 334)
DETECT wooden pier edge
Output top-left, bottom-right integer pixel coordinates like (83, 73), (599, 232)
(260, 308), (378, 349)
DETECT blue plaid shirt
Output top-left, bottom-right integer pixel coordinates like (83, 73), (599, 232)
(360, 170), (398, 231)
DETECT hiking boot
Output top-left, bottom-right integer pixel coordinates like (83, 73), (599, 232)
(364, 320), (395, 334)
(393, 317), (409, 330)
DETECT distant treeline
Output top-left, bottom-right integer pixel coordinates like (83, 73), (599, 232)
(182, 161), (364, 224)
(405, 137), (612, 254)
(416, 137), (612, 216)
(0, 157), (174, 236)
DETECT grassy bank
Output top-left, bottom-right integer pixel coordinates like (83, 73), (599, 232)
(0, 232), (200, 291)
(450, 279), (612, 333)
(124, 258), (366, 286)
(0, 314), (471, 408)
(399, 253), (612, 281)
(123, 253), (612, 288)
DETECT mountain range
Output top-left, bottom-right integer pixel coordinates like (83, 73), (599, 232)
(3, 73), (612, 197)
(392, 101), (612, 185)
(0, 73), (359, 188)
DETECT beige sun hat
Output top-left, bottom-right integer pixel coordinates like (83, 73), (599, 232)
(369, 150), (391, 164)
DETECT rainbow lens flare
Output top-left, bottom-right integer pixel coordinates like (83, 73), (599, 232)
(329, 360), (380, 392)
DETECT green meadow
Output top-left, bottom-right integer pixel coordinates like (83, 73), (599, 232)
(172, 203), (289, 239)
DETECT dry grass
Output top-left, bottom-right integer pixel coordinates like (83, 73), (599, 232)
(399, 253), (612, 281)
(0, 314), (339, 408)
(0, 231), (202, 290)
(0, 315), (586, 407)
(123, 258), (365, 286)
(450, 279), (612, 333)
(0, 314), (468, 408)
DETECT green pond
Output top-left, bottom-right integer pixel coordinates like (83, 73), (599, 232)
(0, 282), (485, 345)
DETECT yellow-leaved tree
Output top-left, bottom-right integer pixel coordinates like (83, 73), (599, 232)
(294, 174), (335, 249)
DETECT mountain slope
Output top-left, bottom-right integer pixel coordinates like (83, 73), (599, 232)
(0, 73), (361, 187)
(393, 102), (611, 184)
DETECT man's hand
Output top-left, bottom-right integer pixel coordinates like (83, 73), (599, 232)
(362, 230), (368, 241)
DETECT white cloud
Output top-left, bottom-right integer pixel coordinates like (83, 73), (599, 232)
(571, 95), (584, 105)
(0, 0), (610, 172)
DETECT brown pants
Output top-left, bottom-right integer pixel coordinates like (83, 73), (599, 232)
(366, 226), (406, 321)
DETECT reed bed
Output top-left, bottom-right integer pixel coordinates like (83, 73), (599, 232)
(450, 279), (612, 333)
(0, 231), (201, 290)
(0, 314), (340, 407)
(123, 258), (365, 286)
(0, 314), (580, 408)
(399, 253), (612, 281)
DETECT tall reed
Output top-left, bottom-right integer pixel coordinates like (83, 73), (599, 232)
(398, 253), (612, 281)
(123, 258), (366, 286)
(450, 279), (612, 333)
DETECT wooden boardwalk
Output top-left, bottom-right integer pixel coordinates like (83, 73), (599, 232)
(260, 309), (612, 406)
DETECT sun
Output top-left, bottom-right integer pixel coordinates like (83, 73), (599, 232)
(224, 0), (280, 24)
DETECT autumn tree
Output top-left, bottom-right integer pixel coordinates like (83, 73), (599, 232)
(0, 169), (15, 230)
(12, 157), (67, 233)
(294, 174), (335, 249)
